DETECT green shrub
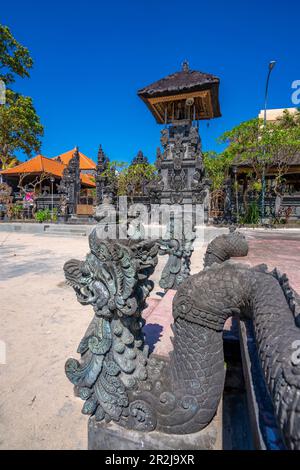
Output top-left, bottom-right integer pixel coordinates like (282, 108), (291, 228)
(11, 204), (23, 219)
(239, 201), (260, 225)
(34, 208), (52, 223)
(52, 208), (58, 222)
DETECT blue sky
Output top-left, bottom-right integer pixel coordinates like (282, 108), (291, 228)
(2, 0), (300, 163)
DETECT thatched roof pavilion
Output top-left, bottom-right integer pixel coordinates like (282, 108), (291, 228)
(138, 61), (221, 123)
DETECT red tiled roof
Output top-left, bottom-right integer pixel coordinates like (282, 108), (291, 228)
(80, 174), (95, 187)
(0, 154), (96, 187)
(0, 154), (65, 177)
(53, 148), (96, 170)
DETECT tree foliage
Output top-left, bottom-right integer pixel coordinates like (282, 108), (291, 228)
(0, 24), (33, 84)
(118, 162), (157, 196)
(276, 108), (300, 128)
(99, 160), (158, 196)
(0, 89), (43, 162)
(203, 150), (233, 190)
(219, 115), (300, 182)
(0, 24), (43, 168)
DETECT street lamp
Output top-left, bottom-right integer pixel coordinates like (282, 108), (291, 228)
(233, 165), (239, 221)
(261, 60), (276, 221)
(50, 176), (55, 221)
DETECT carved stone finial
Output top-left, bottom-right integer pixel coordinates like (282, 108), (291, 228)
(182, 60), (189, 72)
(132, 150), (148, 166)
(97, 145), (105, 164)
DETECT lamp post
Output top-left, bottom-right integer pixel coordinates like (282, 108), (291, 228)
(261, 60), (276, 222)
(233, 165), (239, 221)
(50, 176), (55, 221)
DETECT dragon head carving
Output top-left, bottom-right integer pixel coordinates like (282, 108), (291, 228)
(64, 229), (158, 319)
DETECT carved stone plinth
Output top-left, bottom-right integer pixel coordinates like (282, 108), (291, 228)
(88, 406), (222, 450)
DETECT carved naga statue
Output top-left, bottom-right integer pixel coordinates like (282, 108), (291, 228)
(65, 228), (300, 450)
(64, 228), (158, 424)
(150, 262), (300, 450)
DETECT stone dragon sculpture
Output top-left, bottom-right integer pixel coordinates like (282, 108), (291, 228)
(64, 228), (158, 425)
(65, 227), (300, 450)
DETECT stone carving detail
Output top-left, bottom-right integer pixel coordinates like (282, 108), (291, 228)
(211, 177), (234, 224)
(146, 173), (164, 204)
(168, 167), (186, 190)
(95, 145), (109, 205)
(203, 227), (248, 267)
(65, 230), (300, 449)
(64, 228), (158, 427)
(57, 147), (81, 216)
(155, 147), (163, 169)
(222, 177), (233, 222)
(131, 150), (149, 166)
(159, 218), (196, 291)
(95, 145), (117, 206)
(126, 151), (151, 200)
(191, 171), (211, 204)
(129, 259), (300, 449)
(157, 122), (211, 213)
(271, 267), (300, 327)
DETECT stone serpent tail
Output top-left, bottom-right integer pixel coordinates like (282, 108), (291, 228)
(132, 262), (300, 449)
(203, 228), (248, 267)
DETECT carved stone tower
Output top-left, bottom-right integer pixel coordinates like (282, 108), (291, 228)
(96, 145), (109, 205)
(138, 61), (221, 218)
(58, 147), (81, 216)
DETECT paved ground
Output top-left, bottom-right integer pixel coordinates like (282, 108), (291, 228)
(0, 227), (299, 449)
(239, 230), (300, 293)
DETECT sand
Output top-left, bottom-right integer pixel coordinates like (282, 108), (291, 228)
(0, 228), (299, 449)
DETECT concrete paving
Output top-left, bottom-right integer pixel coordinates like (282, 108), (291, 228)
(0, 227), (299, 449)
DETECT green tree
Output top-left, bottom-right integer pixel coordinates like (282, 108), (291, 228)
(203, 150), (233, 190)
(0, 24), (33, 84)
(0, 24), (43, 167)
(220, 116), (300, 185)
(219, 118), (269, 182)
(219, 116), (300, 217)
(100, 160), (158, 197)
(263, 124), (300, 195)
(118, 162), (157, 196)
(276, 108), (300, 128)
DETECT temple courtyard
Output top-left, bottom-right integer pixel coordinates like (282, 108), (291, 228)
(0, 227), (300, 449)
